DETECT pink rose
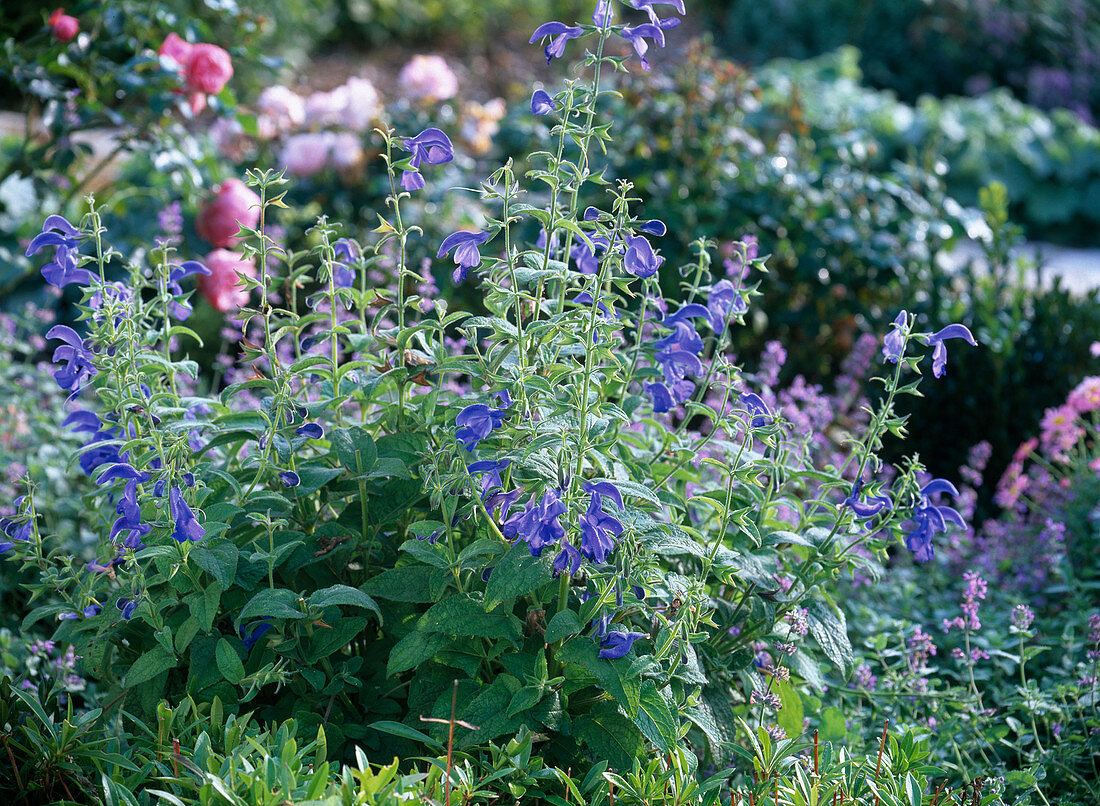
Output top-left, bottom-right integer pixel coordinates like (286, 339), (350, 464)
(398, 55), (458, 102)
(280, 133), (333, 177)
(159, 33), (192, 69)
(49, 9), (79, 43)
(257, 85), (305, 134)
(329, 132), (364, 170)
(184, 43), (233, 96)
(196, 178), (261, 247)
(198, 250), (255, 312)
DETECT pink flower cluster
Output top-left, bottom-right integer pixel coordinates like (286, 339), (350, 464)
(943, 570), (987, 633)
(1039, 404), (1085, 463)
(192, 179), (260, 313)
(1067, 376), (1100, 415)
(158, 33), (233, 114)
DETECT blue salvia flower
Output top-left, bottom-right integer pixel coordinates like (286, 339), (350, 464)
(629, 0), (686, 25)
(553, 539), (582, 577)
(706, 279), (744, 332)
(400, 128), (454, 191)
(455, 399), (511, 451)
(438, 230), (491, 282)
(619, 24), (667, 71)
(661, 304), (709, 334)
(530, 89), (557, 116)
(623, 234), (664, 277)
(843, 480), (892, 519)
(110, 484), (151, 550)
(45, 325), (97, 394)
(116, 597), (138, 620)
(241, 619), (273, 652)
(578, 482), (625, 564)
(598, 630), (647, 659)
(571, 235), (610, 274)
(26, 215), (94, 288)
(503, 490), (567, 557)
(640, 219), (667, 236)
(332, 238), (360, 289)
(593, 0), (615, 26)
(167, 260), (211, 320)
(905, 479), (966, 562)
(467, 458), (511, 496)
(529, 21), (584, 65)
(296, 423), (324, 439)
(882, 310), (908, 363)
(740, 392), (773, 428)
(169, 487), (205, 543)
(582, 207), (602, 221)
(60, 604), (101, 620)
(486, 488), (524, 520)
(278, 471), (300, 487)
(927, 323), (977, 378)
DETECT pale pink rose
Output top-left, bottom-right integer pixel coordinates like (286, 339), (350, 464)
(398, 55), (458, 102)
(280, 133), (333, 176)
(329, 132), (364, 170)
(196, 178), (261, 247)
(49, 9), (79, 43)
(198, 250), (255, 312)
(184, 43), (233, 95)
(257, 85), (305, 134)
(158, 33), (192, 70)
(337, 78), (380, 131)
(304, 89), (344, 128)
(210, 117), (249, 161)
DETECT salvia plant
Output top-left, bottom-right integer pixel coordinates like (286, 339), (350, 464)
(7, 1), (982, 800)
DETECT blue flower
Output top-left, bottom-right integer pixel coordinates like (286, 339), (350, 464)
(844, 480), (891, 519)
(278, 471), (300, 487)
(116, 597), (138, 620)
(333, 238), (360, 289)
(110, 483), (151, 550)
(571, 235), (610, 274)
(578, 484), (624, 564)
(60, 604), (101, 621)
(927, 323), (977, 378)
(486, 488), (524, 520)
(593, 0), (615, 26)
(640, 219), (667, 236)
(400, 128), (454, 191)
(26, 215), (94, 288)
(553, 539), (582, 577)
(905, 479), (966, 562)
(45, 325), (97, 394)
(438, 230), (491, 283)
(167, 260), (211, 320)
(598, 630), (646, 659)
(629, 0), (686, 26)
(296, 423), (324, 439)
(503, 489), (567, 557)
(529, 21), (584, 65)
(455, 402), (510, 451)
(619, 24), (667, 71)
(624, 235), (664, 277)
(706, 279), (743, 332)
(240, 619), (272, 652)
(740, 392), (773, 428)
(467, 458), (511, 496)
(169, 487), (205, 543)
(882, 310), (908, 363)
(531, 89), (557, 115)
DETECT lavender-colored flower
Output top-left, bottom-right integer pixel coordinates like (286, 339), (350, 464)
(598, 630), (646, 659)
(167, 260), (211, 320)
(529, 22), (584, 65)
(882, 310), (908, 363)
(640, 219), (667, 237)
(844, 480), (891, 519)
(624, 234), (663, 277)
(296, 423), (324, 439)
(169, 487), (205, 543)
(467, 458), (511, 496)
(45, 325), (97, 394)
(455, 402), (509, 451)
(400, 127), (454, 191)
(1011, 604), (1034, 631)
(531, 89), (557, 116)
(438, 230), (491, 282)
(110, 484), (150, 549)
(619, 24), (666, 71)
(905, 478), (966, 562)
(578, 489), (624, 564)
(503, 489), (566, 557)
(706, 279), (741, 332)
(740, 392), (773, 428)
(571, 235), (610, 274)
(927, 323), (977, 378)
(278, 471), (300, 487)
(26, 215), (93, 288)
(486, 488), (524, 520)
(593, 0), (615, 26)
(629, 0), (686, 26)
(332, 238), (360, 289)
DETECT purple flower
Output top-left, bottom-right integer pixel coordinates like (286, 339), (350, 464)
(624, 235), (663, 277)
(640, 219), (667, 237)
(529, 22), (584, 65)
(467, 458), (511, 496)
(296, 423), (324, 439)
(578, 488), (624, 564)
(503, 489), (566, 557)
(844, 480), (891, 519)
(455, 403), (509, 451)
(583, 207), (601, 221)
(111, 484), (150, 549)
(927, 323), (977, 378)
(706, 279), (741, 332)
(167, 260), (211, 320)
(553, 539), (582, 577)
(116, 597), (138, 620)
(905, 479), (966, 562)
(241, 619), (272, 652)
(645, 381), (677, 413)
(531, 89), (557, 115)
(26, 215), (93, 288)
(278, 471), (300, 487)
(45, 325), (97, 394)
(332, 238), (360, 289)
(400, 127), (454, 191)
(169, 487), (205, 543)
(882, 311), (908, 363)
(740, 392), (773, 428)
(593, 0), (615, 26)
(598, 630), (646, 659)
(629, 0), (686, 26)
(619, 24), (666, 71)
(571, 235), (610, 274)
(438, 230), (491, 282)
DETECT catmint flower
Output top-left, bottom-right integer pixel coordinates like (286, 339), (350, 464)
(598, 630), (646, 659)
(784, 607), (809, 636)
(503, 490), (566, 557)
(400, 127), (454, 191)
(169, 487), (205, 543)
(624, 235), (663, 277)
(844, 480), (891, 519)
(529, 22), (584, 65)
(455, 402), (510, 451)
(740, 392), (773, 428)
(278, 471), (300, 487)
(905, 479), (966, 562)
(46, 325), (96, 394)
(296, 423), (324, 439)
(853, 664), (878, 690)
(167, 260), (211, 320)
(927, 323), (977, 378)
(882, 310), (908, 363)
(619, 24), (666, 71)
(467, 459), (511, 496)
(530, 89), (557, 115)
(1011, 604), (1034, 631)
(437, 230), (491, 282)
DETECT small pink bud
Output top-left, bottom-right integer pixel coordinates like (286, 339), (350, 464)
(49, 9), (79, 43)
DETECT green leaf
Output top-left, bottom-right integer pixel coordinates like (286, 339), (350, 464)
(484, 540), (554, 610)
(126, 647), (176, 688)
(387, 631), (453, 676)
(807, 601), (853, 673)
(330, 426), (378, 475)
(363, 565), (442, 602)
(818, 705), (846, 742)
(369, 720), (444, 751)
(215, 638), (245, 685)
(687, 684), (737, 765)
(191, 541), (239, 589)
(308, 618), (369, 662)
(309, 584), (382, 621)
(637, 680), (679, 752)
(544, 610), (583, 643)
(558, 638), (640, 717)
(417, 595), (522, 641)
(238, 589), (307, 622)
(775, 680), (804, 739)
(187, 584), (222, 632)
(575, 702), (645, 772)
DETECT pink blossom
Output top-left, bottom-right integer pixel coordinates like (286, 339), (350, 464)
(280, 133), (333, 177)
(196, 179), (260, 248)
(184, 43), (233, 95)
(398, 55), (459, 102)
(338, 78), (380, 131)
(158, 33), (193, 69)
(1039, 404), (1084, 463)
(198, 250), (255, 312)
(49, 9), (79, 43)
(257, 85), (305, 134)
(1067, 376), (1100, 414)
(329, 132), (364, 170)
